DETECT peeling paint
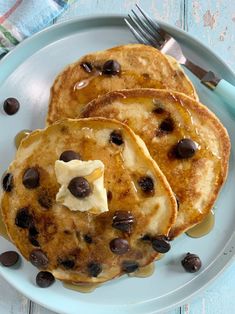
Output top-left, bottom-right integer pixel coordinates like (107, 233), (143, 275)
(175, 19), (182, 28)
(219, 28), (227, 41)
(192, 0), (201, 23)
(203, 10), (218, 29)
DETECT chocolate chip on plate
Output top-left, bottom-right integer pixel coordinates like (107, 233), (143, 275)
(112, 210), (134, 233)
(181, 252), (202, 273)
(109, 238), (130, 255)
(15, 208), (33, 229)
(59, 258), (75, 269)
(159, 118), (174, 133)
(29, 249), (48, 269)
(137, 176), (154, 194)
(68, 177), (91, 198)
(3, 98), (20, 115)
(87, 262), (102, 277)
(22, 167), (40, 189)
(0, 251), (19, 267)
(59, 150), (81, 162)
(175, 139), (198, 159)
(2, 173), (13, 192)
(36, 271), (55, 288)
(102, 60), (121, 75)
(84, 234), (93, 244)
(80, 62), (93, 73)
(122, 260), (139, 273)
(151, 236), (171, 253)
(110, 130), (124, 145)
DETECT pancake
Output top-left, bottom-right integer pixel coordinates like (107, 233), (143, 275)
(1, 118), (177, 283)
(47, 44), (198, 125)
(81, 89), (230, 238)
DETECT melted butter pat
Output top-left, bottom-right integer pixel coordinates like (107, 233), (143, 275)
(63, 282), (100, 293)
(55, 160), (108, 214)
(186, 210), (215, 238)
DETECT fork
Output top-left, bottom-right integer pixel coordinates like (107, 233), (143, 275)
(125, 4), (235, 106)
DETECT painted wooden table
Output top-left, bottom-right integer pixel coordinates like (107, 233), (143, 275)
(0, 1), (235, 313)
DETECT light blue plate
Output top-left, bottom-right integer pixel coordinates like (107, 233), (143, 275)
(0, 15), (234, 314)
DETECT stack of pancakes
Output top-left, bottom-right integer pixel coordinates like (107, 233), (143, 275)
(1, 44), (230, 285)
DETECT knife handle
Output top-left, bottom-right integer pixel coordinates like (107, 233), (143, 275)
(213, 79), (235, 107)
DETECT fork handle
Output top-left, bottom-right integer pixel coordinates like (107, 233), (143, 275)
(213, 79), (235, 107)
(185, 60), (235, 106)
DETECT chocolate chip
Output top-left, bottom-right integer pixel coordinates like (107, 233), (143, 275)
(159, 118), (174, 133)
(29, 237), (40, 247)
(141, 234), (152, 241)
(59, 258), (75, 269)
(29, 225), (40, 247)
(102, 60), (121, 75)
(122, 260), (139, 273)
(110, 130), (123, 145)
(109, 238), (130, 255)
(38, 191), (52, 209)
(175, 139), (198, 159)
(2, 173), (13, 192)
(87, 262), (102, 277)
(137, 176), (154, 194)
(29, 225), (39, 237)
(80, 62), (93, 73)
(153, 107), (165, 114)
(68, 177), (91, 198)
(112, 211), (134, 233)
(0, 251), (19, 267)
(29, 249), (48, 269)
(36, 271), (55, 288)
(22, 168), (40, 189)
(107, 190), (112, 202)
(84, 234), (93, 244)
(181, 253), (202, 273)
(152, 236), (171, 253)
(3, 98), (20, 115)
(59, 150), (81, 162)
(15, 208), (33, 229)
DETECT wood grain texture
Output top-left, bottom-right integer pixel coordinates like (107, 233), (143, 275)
(0, 277), (30, 314)
(0, 0), (234, 313)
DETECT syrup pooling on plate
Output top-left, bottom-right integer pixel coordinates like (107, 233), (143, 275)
(63, 263), (156, 293)
(15, 130), (31, 149)
(63, 282), (100, 293)
(129, 262), (155, 278)
(186, 210), (215, 238)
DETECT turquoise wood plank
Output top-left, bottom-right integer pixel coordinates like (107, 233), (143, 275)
(187, 0), (235, 71)
(58, 0), (183, 25)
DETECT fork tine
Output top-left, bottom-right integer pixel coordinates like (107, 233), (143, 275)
(131, 9), (163, 44)
(124, 18), (149, 45)
(127, 14), (160, 48)
(135, 4), (168, 40)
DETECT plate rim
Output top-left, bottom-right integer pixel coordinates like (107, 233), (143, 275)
(0, 14), (234, 314)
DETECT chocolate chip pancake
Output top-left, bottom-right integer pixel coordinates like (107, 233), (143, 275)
(81, 89), (231, 238)
(1, 118), (177, 283)
(47, 44), (198, 125)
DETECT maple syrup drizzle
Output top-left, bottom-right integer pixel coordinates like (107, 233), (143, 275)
(186, 210), (215, 238)
(74, 71), (101, 91)
(15, 130), (31, 149)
